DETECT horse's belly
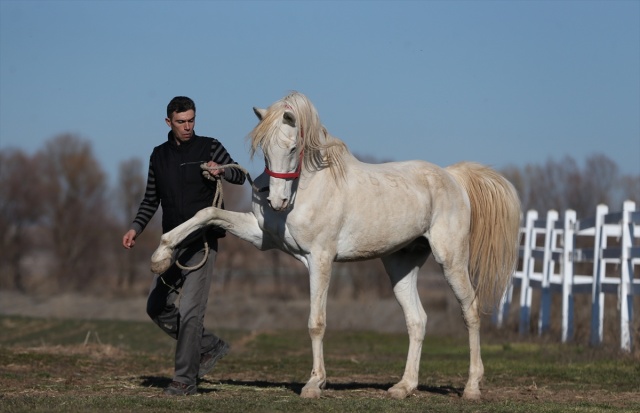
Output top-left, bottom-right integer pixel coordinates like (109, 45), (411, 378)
(334, 218), (427, 261)
(332, 186), (434, 260)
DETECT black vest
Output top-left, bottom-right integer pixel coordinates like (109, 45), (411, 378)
(151, 133), (223, 238)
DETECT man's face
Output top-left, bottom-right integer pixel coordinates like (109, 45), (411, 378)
(166, 109), (195, 143)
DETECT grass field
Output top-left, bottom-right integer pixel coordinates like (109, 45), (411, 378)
(1, 315), (639, 412)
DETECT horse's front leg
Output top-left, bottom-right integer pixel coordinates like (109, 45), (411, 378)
(150, 207), (266, 274)
(150, 209), (215, 274)
(300, 254), (333, 399)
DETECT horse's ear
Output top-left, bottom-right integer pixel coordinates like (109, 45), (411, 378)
(253, 107), (266, 120)
(283, 111), (296, 127)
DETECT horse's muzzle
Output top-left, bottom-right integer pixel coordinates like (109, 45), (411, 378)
(267, 197), (290, 211)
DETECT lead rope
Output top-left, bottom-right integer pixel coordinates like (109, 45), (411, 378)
(174, 163), (262, 271)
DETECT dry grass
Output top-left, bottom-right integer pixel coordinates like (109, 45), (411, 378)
(1, 315), (639, 412)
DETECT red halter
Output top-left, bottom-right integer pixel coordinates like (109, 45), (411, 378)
(264, 125), (304, 180)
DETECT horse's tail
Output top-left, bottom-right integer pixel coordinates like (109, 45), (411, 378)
(447, 162), (521, 312)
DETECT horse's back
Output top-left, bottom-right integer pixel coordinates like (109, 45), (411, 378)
(344, 158), (469, 214)
(307, 157), (471, 261)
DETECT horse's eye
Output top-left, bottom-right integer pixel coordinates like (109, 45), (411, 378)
(289, 147), (297, 155)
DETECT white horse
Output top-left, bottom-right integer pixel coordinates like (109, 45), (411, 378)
(151, 91), (521, 400)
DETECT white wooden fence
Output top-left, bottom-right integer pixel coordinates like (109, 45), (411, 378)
(494, 200), (640, 351)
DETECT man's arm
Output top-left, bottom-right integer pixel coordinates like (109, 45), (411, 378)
(209, 139), (246, 185)
(124, 157), (160, 247)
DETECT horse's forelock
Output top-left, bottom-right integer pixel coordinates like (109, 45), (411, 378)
(249, 92), (348, 179)
(249, 92), (315, 157)
(284, 92), (349, 179)
(248, 104), (286, 158)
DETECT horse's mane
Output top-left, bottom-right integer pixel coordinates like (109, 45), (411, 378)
(249, 91), (349, 180)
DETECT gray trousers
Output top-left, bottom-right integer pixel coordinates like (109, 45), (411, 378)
(146, 238), (221, 385)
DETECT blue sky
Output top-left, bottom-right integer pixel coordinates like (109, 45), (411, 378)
(1, 0), (639, 186)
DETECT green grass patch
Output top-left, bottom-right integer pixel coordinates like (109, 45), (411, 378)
(1, 315), (639, 412)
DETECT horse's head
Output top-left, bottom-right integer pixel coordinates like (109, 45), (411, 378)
(249, 91), (347, 211)
(251, 104), (304, 211)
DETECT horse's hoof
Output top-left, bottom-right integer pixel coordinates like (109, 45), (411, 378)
(462, 389), (481, 400)
(150, 257), (171, 274)
(388, 384), (412, 399)
(300, 386), (322, 399)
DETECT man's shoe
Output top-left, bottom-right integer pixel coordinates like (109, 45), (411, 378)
(198, 339), (230, 378)
(163, 380), (197, 396)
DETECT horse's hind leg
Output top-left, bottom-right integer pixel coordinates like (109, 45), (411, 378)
(440, 258), (484, 400)
(381, 246), (429, 399)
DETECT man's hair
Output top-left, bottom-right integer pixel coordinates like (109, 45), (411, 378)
(167, 96), (196, 118)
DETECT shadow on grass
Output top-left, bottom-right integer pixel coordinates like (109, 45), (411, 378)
(139, 375), (462, 397)
(201, 378), (463, 397)
(139, 376), (173, 389)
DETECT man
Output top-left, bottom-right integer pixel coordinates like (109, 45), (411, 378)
(122, 96), (245, 395)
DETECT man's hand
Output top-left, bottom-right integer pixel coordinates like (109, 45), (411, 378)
(122, 229), (137, 249)
(204, 161), (225, 177)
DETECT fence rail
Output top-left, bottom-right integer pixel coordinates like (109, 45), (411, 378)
(494, 200), (640, 351)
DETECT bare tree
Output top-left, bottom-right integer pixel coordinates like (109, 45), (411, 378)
(221, 180), (251, 212)
(618, 174), (640, 204)
(117, 158), (146, 222)
(525, 156), (580, 214)
(115, 158), (146, 290)
(502, 153), (633, 218)
(573, 154), (619, 214)
(38, 134), (110, 290)
(0, 149), (45, 291)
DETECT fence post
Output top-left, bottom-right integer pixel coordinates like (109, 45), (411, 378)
(507, 202), (638, 349)
(519, 210), (538, 336)
(590, 204), (608, 346)
(620, 200), (636, 352)
(539, 210), (558, 335)
(562, 210), (576, 343)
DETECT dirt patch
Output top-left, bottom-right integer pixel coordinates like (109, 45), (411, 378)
(15, 343), (128, 359)
(3, 344), (637, 409)
(0, 290), (467, 336)
(482, 386), (640, 408)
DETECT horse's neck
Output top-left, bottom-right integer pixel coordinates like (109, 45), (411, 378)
(292, 126), (351, 190)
